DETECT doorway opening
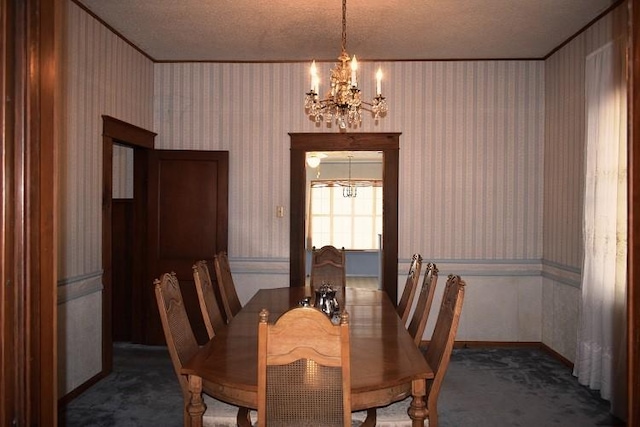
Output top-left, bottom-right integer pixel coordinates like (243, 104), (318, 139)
(101, 116), (156, 374)
(289, 133), (400, 303)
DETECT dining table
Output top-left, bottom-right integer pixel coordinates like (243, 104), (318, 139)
(181, 286), (434, 427)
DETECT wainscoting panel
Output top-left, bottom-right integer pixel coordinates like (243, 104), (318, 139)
(542, 277), (580, 362)
(57, 273), (103, 396)
(231, 257), (543, 343)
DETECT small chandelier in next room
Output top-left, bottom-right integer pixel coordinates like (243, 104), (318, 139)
(304, 0), (388, 130)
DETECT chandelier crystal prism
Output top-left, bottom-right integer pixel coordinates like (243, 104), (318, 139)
(304, 0), (388, 130)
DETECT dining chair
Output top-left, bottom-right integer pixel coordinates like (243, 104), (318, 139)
(362, 274), (465, 427)
(257, 306), (351, 427)
(192, 260), (226, 339)
(422, 274), (466, 427)
(396, 253), (423, 325)
(214, 251), (243, 322)
(154, 272), (252, 427)
(359, 260), (434, 427)
(310, 245), (346, 287)
(407, 262), (439, 347)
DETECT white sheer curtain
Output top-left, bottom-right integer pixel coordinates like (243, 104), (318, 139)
(574, 40), (627, 417)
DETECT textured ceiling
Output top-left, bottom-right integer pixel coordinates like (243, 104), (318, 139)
(76, 0), (617, 62)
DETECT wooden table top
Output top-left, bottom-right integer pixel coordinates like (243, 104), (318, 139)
(182, 286), (433, 411)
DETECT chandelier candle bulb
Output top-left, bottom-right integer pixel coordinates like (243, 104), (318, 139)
(310, 60), (318, 93)
(351, 55), (358, 87)
(376, 68), (382, 95)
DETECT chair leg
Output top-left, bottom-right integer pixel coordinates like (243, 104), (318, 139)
(427, 400), (438, 427)
(359, 408), (377, 427)
(237, 407), (252, 427)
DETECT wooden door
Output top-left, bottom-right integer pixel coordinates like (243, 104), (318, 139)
(144, 150), (229, 345)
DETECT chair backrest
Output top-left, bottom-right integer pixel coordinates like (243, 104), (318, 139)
(214, 251), (242, 322)
(192, 260), (226, 339)
(407, 262), (439, 346)
(424, 275), (465, 410)
(396, 254), (423, 324)
(154, 272), (199, 399)
(257, 307), (351, 427)
(310, 245), (346, 288)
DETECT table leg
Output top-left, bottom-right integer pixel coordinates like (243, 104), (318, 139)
(186, 374), (206, 427)
(408, 379), (427, 427)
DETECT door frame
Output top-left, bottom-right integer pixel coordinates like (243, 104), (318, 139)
(1, 0), (57, 424)
(629, 0), (639, 422)
(289, 133), (400, 303)
(101, 115), (156, 374)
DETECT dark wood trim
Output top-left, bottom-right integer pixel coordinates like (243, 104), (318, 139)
(101, 136), (113, 374)
(1, 0), (16, 424)
(100, 117), (155, 391)
(1, 0), (58, 424)
(57, 370), (107, 409)
(132, 147), (149, 344)
(102, 115), (157, 147)
(544, 0), (625, 59)
(423, 341), (575, 369)
(629, 0), (639, 425)
(70, 0), (623, 63)
(68, 1), (155, 62)
(155, 58), (548, 64)
(539, 343), (575, 369)
(35, 0), (57, 423)
(382, 147), (399, 305)
(289, 133), (400, 304)
(289, 146), (306, 287)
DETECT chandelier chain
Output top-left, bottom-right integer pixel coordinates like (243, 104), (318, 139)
(341, 0), (347, 53)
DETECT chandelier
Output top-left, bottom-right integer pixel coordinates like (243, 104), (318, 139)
(343, 155), (357, 198)
(304, 0), (388, 130)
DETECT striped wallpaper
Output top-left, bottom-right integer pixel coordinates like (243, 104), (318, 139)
(59, 0), (154, 280)
(543, 3), (627, 271)
(154, 60), (545, 262)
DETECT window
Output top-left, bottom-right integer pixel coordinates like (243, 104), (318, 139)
(308, 180), (382, 249)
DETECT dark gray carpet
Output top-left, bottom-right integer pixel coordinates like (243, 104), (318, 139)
(437, 348), (622, 426)
(60, 343), (183, 427)
(60, 343), (622, 427)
